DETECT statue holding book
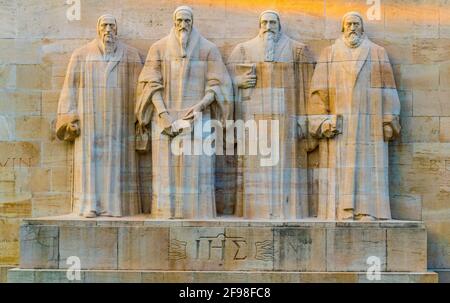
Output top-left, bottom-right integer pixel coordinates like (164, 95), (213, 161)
(227, 11), (314, 219)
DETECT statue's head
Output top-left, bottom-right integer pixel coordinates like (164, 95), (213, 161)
(341, 12), (365, 48)
(259, 10), (281, 38)
(173, 6), (193, 57)
(173, 6), (193, 36)
(97, 14), (118, 46)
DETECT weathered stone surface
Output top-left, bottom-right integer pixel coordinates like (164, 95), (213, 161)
(20, 225), (58, 269)
(427, 221), (450, 269)
(0, 266), (14, 283)
(7, 269), (439, 283)
(387, 228), (427, 272)
(59, 226), (118, 270)
(274, 228), (326, 271)
(326, 228), (386, 272)
(18, 218), (429, 275)
(118, 227), (169, 270)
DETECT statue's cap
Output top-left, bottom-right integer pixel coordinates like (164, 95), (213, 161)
(259, 10), (280, 21)
(341, 11), (364, 32)
(173, 6), (194, 20)
(97, 14), (117, 33)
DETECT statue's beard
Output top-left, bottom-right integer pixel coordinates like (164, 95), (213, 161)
(344, 31), (363, 48)
(262, 31), (277, 62)
(176, 29), (190, 57)
(102, 34), (117, 56)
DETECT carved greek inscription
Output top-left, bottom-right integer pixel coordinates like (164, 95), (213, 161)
(194, 233), (247, 261)
(255, 240), (274, 261)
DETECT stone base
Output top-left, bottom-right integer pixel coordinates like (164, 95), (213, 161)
(18, 215), (429, 272)
(1, 266), (15, 283)
(14, 215), (434, 282)
(7, 269), (438, 283)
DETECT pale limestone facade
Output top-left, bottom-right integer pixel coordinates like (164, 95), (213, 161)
(0, 0), (449, 282)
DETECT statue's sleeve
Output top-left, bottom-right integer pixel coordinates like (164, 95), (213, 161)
(135, 44), (164, 126)
(56, 51), (81, 141)
(380, 49), (401, 137)
(308, 48), (332, 138)
(297, 44), (316, 138)
(206, 46), (234, 123)
(226, 44), (245, 89)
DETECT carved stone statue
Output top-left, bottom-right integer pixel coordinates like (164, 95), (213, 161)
(228, 11), (314, 219)
(308, 12), (401, 221)
(56, 14), (143, 218)
(135, 6), (233, 219)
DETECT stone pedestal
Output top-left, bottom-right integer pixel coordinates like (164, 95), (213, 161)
(9, 215), (437, 283)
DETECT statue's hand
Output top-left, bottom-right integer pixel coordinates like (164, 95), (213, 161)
(159, 112), (178, 137)
(183, 101), (206, 121)
(321, 120), (339, 139)
(383, 124), (394, 141)
(236, 74), (257, 89)
(64, 120), (80, 142)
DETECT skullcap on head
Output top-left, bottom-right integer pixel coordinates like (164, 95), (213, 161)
(97, 14), (117, 33)
(341, 11), (364, 32)
(259, 10), (280, 21)
(173, 6), (194, 20)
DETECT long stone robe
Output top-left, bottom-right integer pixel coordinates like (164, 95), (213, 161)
(228, 33), (314, 219)
(136, 28), (233, 219)
(56, 39), (143, 217)
(308, 37), (401, 220)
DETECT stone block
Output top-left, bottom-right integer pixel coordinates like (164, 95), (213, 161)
(168, 226), (225, 271)
(59, 226), (118, 270)
(41, 141), (70, 168)
(426, 221), (450, 269)
(422, 192), (450, 221)
(15, 116), (52, 141)
(0, 2), (16, 39)
(0, 198), (32, 219)
(400, 117), (440, 143)
(399, 64), (439, 90)
(7, 269), (36, 283)
(15, 65), (44, 89)
(118, 227), (169, 270)
(31, 193), (71, 218)
(413, 38), (450, 64)
(0, 65), (16, 89)
(20, 224), (59, 269)
(436, 270), (450, 283)
(0, 142), (40, 169)
(387, 228), (427, 272)
(385, 0), (439, 40)
(8, 269), (438, 283)
(0, 266), (14, 283)
(84, 271), (141, 283)
(326, 228), (386, 272)
(223, 227), (274, 271)
(0, 219), (22, 265)
(274, 228), (326, 271)
(50, 167), (70, 192)
(30, 167), (51, 193)
(398, 90), (413, 117)
(390, 194), (422, 221)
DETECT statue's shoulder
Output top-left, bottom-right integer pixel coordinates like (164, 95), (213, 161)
(199, 35), (219, 51)
(367, 39), (386, 53)
(237, 36), (259, 50)
(149, 35), (170, 52)
(70, 40), (96, 59)
(287, 36), (307, 50)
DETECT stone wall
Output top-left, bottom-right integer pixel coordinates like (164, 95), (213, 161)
(0, 0), (449, 280)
